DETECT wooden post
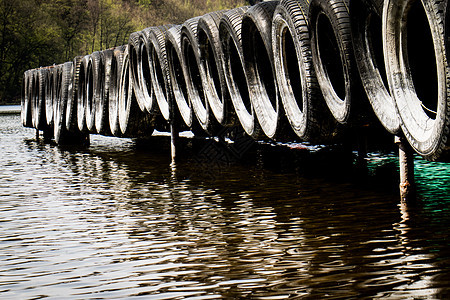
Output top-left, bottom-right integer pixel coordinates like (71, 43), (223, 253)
(43, 128), (53, 143)
(35, 129), (39, 141)
(395, 136), (416, 202)
(170, 122), (178, 162)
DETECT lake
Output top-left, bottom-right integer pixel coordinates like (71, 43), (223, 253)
(1, 113), (449, 299)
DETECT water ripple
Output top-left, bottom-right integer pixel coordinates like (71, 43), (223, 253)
(1, 114), (450, 299)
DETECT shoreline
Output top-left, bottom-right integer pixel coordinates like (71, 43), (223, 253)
(0, 105), (21, 114)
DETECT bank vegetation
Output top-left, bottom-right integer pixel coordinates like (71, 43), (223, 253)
(0, 0), (250, 104)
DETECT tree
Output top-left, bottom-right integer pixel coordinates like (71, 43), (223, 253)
(0, 0), (248, 103)
(0, 0), (61, 103)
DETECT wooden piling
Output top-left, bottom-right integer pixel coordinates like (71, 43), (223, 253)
(170, 123), (178, 162)
(395, 136), (416, 202)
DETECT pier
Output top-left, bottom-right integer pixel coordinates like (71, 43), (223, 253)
(20, 0), (450, 201)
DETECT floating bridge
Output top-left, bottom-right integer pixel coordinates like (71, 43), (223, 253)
(20, 0), (450, 198)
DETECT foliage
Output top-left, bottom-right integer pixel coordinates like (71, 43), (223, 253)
(0, 0), (248, 104)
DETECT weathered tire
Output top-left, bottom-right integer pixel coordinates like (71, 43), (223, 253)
(383, 0), (450, 161)
(30, 69), (37, 128)
(77, 55), (90, 132)
(135, 27), (166, 129)
(309, 0), (360, 124)
(273, 0), (339, 142)
(139, 27), (157, 115)
(128, 31), (147, 112)
(109, 45), (126, 137)
(351, 0), (400, 134)
(118, 46), (154, 137)
(32, 68), (47, 130)
(21, 70), (33, 128)
(85, 53), (97, 133)
(220, 6), (263, 139)
(45, 66), (56, 127)
(95, 49), (111, 135)
(66, 56), (83, 133)
(146, 25), (174, 122)
(52, 64), (63, 131)
(166, 25), (194, 128)
(198, 10), (234, 127)
(242, 1), (282, 139)
(54, 62), (73, 144)
(182, 16), (220, 135)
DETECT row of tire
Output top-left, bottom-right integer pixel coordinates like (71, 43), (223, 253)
(21, 0), (450, 162)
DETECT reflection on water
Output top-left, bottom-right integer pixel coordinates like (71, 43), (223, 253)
(1, 114), (449, 299)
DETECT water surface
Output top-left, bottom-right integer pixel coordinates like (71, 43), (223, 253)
(1, 114), (449, 299)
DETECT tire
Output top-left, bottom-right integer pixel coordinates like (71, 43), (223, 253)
(273, 0), (340, 143)
(21, 70), (33, 128)
(109, 45), (127, 137)
(198, 10), (235, 127)
(32, 68), (47, 130)
(85, 54), (96, 133)
(242, 1), (281, 139)
(137, 27), (167, 130)
(54, 62), (73, 144)
(351, 0), (400, 134)
(118, 46), (155, 137)
(30, 69), (37, 128)
(182, 15), (220, 135)
(52, 64), (63, 131)
(86, 51), (103, 134)
(219, 6), (263, 139)
(139, 27), (158, 115)
(309, 0), (360, 124)
(166, 25), (195, 128)
(95, 49), (111, 135)
(45, 66), (55, 127)
(77, 54), (90, 133)
(146, 25), (174, 122)
(128, 31), (147, 112)
(383, 0), (450, 161)
(66, 56), (83, 133)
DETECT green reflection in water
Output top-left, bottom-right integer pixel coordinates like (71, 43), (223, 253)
(365, 152), (449, 203)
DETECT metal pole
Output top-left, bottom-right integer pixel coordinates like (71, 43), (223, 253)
(395, 136), (416, 202)
(170, 122), (178, 162)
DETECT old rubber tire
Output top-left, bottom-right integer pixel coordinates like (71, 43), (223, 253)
(146, 25), (174, 123)
(242, 1), (282, 140)
(32, 68), (47, 130)
(383, 0), (450, 161)
(182, 16), (221, 135)
(139, 27), (157, 116)
(166, 25), (195, 128)
(52, 64), (63, 130)
(77, 55), (90, 133)
(118, 46), (155, 137)
(54, 62), (73, 144)
(309, 0), (359, 124)
(351, 0), (400, 134)
(95, 49), (111, 135)
(65, 56), (83, 133)
(45, 66), (56, 127)
(220, 6), (263, 139)
(128, 31), (147, 112)
(136, 27), (167, 130)
(109, 45), (127, 137)
(273, 0), (340, 143)
(198, 10), (235, 127)
(21, 70), (33, 128)
(85, 53), (98, 133)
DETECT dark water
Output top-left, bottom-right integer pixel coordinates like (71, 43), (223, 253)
(1, 114), (449, 299)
